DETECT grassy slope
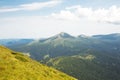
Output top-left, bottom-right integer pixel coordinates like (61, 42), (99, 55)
(0, 46), (76, 80)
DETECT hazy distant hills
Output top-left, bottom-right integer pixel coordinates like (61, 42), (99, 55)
(3, 32), (120, 60)
(0, 46), (76, 80)
(0, 39), (33, 46)
(0, 32), (120, 80)
(93, 33), (120, 40)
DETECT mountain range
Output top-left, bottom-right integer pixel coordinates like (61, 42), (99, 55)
(0, 32), (120, 80)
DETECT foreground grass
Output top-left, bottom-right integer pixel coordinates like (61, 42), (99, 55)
(0, 46), (76, 80)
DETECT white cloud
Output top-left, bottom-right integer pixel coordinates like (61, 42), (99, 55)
(0, 0), (61, 12)
(0, 8), (20, 12)
(66, 5), (93, 17)
(51, 10), (79, 20)
(51, 5), (120, 25)
(20, 0), (61, 10)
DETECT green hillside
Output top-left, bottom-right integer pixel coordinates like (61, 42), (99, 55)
(45, 52), (120, 80)
(0, 46), (76, 80)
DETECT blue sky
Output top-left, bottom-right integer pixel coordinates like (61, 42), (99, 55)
(0, 0), (120, 38)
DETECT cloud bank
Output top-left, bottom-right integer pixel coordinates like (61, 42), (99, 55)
(52, 5), (120, 25)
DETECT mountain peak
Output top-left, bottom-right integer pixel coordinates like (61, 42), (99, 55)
(56, 32), (74, 38)
(45, 32), (75, 41)
(59, 32), (68, 35)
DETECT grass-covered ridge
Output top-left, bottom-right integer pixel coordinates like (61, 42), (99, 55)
(0, 46), (76, 80)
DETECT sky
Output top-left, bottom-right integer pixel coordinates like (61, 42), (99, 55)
(0, 0), (120, 38)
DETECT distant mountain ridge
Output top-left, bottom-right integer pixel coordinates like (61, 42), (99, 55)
(0, 32), (120, 46)
(93, 33), (120, 40)
(0, 39), (34, 46)
(0, 32), (120, 59)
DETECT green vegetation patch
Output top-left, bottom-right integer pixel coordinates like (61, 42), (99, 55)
(15, 55), (28, 62)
